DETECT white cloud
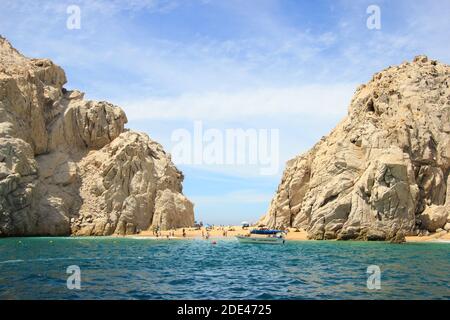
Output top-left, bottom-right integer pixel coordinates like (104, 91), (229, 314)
(122, 83), (356, 121)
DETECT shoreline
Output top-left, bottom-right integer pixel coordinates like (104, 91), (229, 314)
(131, 226), (450, 243)
(2, 226), (448, 243)
(136, 226), (310, 240)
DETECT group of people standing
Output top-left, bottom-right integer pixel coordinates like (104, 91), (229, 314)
(152, 226), (178, 238)
(201, 229), (210, 239)
(150, 226), (236, 239)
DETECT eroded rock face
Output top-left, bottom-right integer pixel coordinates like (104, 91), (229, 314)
(0, 36), (194, 236)
(260, 55), (450, 241)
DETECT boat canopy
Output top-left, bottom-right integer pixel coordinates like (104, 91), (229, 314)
(250, 229), (283, 235)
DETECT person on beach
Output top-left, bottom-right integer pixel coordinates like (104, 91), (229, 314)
(182, 228), (186, 237)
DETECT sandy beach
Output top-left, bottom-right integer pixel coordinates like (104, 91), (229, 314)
(131, 226), (450, 243)
(405, 231), (450, 243)
(135, 226), (309, 240)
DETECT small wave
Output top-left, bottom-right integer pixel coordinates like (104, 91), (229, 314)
(127, 236), (181, 240)
(0, 259), (24, 264)
(433, 239), (450, 243)
(127, 236), (160, 240)
(255, 292), (275, 299)
(0, 257), (98, 264)
(168, 278), (192, 285)
(0, 257), (145, 264)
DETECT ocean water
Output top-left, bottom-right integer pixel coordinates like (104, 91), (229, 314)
(0, 237), (448, 300)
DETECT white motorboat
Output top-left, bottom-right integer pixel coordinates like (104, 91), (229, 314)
(236, 229), (286, 244)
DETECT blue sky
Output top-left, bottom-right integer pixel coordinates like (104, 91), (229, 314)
(1, 0), (449, 225)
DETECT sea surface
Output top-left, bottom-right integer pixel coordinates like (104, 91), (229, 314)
(0, 237), (448, 299)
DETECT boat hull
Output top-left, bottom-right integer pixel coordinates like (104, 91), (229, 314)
(235, 235), (285, 244)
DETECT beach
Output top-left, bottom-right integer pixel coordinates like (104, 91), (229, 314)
(133, 226), (450, 243)
(405, 231), (450, 243)
(136, 226), (309, 240)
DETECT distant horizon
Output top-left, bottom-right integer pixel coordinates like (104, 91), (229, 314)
(1, 0), (449, 225)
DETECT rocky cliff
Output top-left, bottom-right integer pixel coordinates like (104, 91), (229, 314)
(260, 55), (450, 241)
(0, 36), (194, 236)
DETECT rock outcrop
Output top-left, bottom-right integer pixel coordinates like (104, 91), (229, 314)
(260, 55), (450, 241)
(0, 36), (194, 236)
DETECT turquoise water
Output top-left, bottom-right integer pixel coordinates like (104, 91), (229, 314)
(0, 237), (448, 299)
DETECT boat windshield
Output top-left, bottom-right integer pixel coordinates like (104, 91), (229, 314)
(250, 229), (283, 235)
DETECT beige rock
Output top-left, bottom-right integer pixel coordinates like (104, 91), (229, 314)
(260, 55), (450, 241)
(0, 36), (194, 236)
(419, 206), (448, 232)
(152, 189), (195, 230)
(71, 131), (194, 236)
